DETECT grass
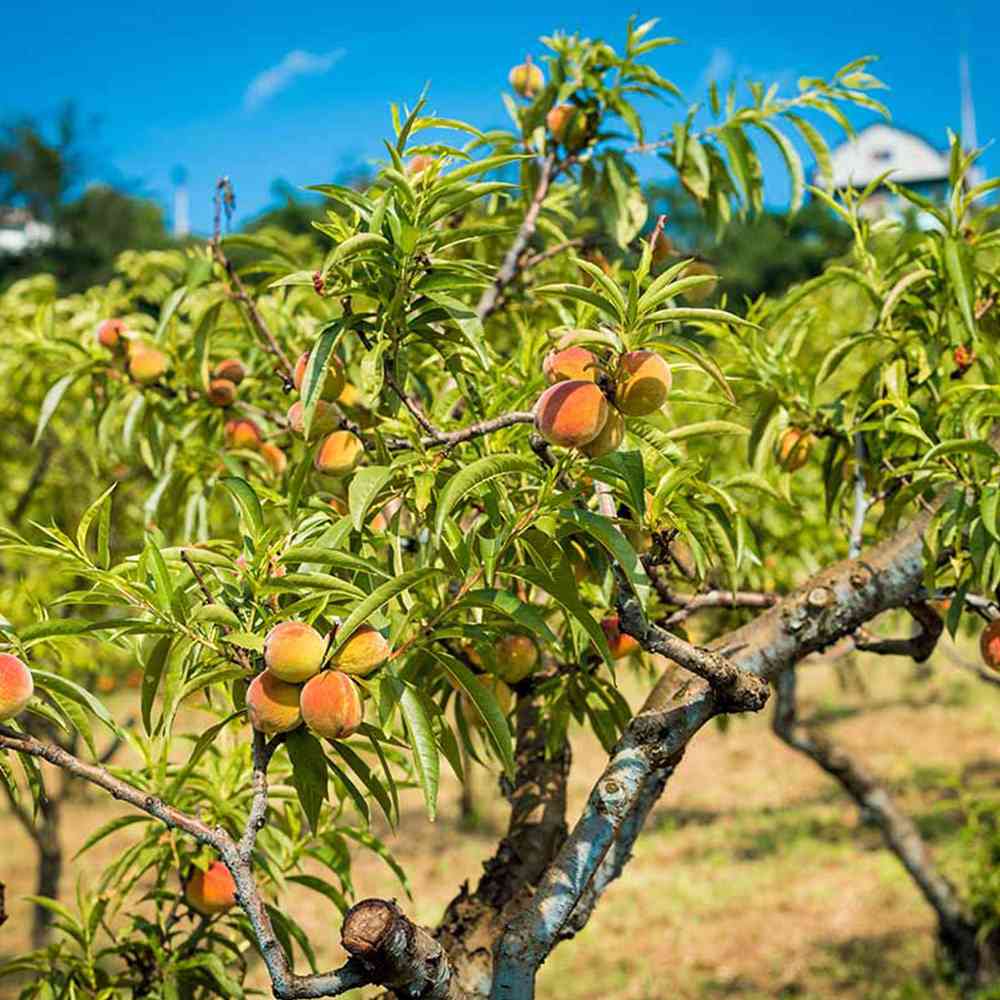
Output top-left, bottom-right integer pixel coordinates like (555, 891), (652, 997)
(1, 642), (998, 999)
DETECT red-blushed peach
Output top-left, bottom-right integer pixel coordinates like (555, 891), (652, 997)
(224, 419), (262, 451)
(776, 428), (814, 472)
(207, 378), (237, 407)
(211, 358), (247, 384)
(328, 496), (349, 516)
(546, 104), (588, 148)
(407, 155), (435, 175)
(462, 675), (513, 730)
(128, 345), (169, 384)
(335, 625), (389, 676)
(580, 408), (624, 458)
(184, 861), (237, 915)
(601, 615), (640, 660)
(508, 60), (544, 98)
(543, 346), (598, 384)
(494, 634), (539, 684)
(534, 380), (609, 448)
(286, 399), (339, 437)
(300, 670), (363, 739)
(615, 351), (672, 416)
(315, 431), (364, 476)
(264, 620), (327, 683)
(245, 670), (303, 734)
(96, 319), (126, 350)
(259, 442), (287, 477)
(0, 653), (33, 722)
(980, 620), (1000, 671)
(293, 351), (346, 402)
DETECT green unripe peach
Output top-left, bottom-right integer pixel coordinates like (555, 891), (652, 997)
(185, 861), (237, 915)
(246, 670), (303, 734)
(543, 346), (598, 384)
(494, 634), (538, 684)
(294, 350), (346, 402)
(334, 625), (389, 677)
(264, 620), (327, 683)
(534, 380), (609, 448)
(0, 653), (33, 722)
(315, 431), (364, 476)
(508, 60), (544, 98)
(615, 351), (672, 417)
(300, 670), (363, 739)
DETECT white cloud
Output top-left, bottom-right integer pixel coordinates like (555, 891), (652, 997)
(244, 48), (346, 111)
(697, 47), (734, 91)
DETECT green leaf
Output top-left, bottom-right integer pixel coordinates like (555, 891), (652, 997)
(558, 508), (646, 590)
(287, 874), (348, 914)
(74, 815), (151, 860)
(32, 670), (121, 737)
(154, 287), (187, 341)
(452, 589), (560, 647)
(590, 449), (646, 517)
(191, 604), (242, 629)
(76, 484), (116, 559)
(140, 636), (172, 735)
(665, 420), (748, 441)
(286, 728), (329, 832)
(435, 454), (539, 541)
(301, 323), (342, 441)
(400, 684), (439, 821)
(222, 631), (265, 652)
(33, 372), (82, 446)
(220, 477), (264, 539)
(349, 466), (393, 532)
(943, 238), (976, 338)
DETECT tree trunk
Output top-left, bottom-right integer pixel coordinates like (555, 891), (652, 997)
(772, 669), (999, 991)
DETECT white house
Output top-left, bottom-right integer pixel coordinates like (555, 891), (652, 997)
(0, 207), (54, 255)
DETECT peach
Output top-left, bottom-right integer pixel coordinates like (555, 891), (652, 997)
(495, 634), (538, 684)
(534, 380), (609, 448)
(335, 625), (389, 676)
(462, 675), (513, 729)
(328, 496), (349, 516)
(224, 419), (262, 451)
(580, 408), (624, 458)
(212, 358), (247, 384)
(259, 442), (287, 477)
(681, 261), (717, 303)
(246, 670), (303, 734)
(0, 654), (33, 722)
(264, 620), (327, 683)
(207, 378), (237, 407)
(185, 861), (237, 916)
(315, 431), (364, 476)
(776, 428), (814, 472)
(543, 346), (598, 384)
(96, 319), (126, 350)
(615, 351), (671, 416)
(509, 60), (544, 98)
(980, 620), (1000, 671)
(407, 155), (435, 176)
(286, 399), (339, 437)
(546, 104), (588, 148)
(128, 345), (169, 384)
(300, 670), (363, 739)
(601, 616), (640, 660)
(954, 344), (975, 370)
(293, 350), (346, 401)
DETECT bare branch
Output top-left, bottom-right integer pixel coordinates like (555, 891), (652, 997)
(853, 601), (943, 662)
(658, 587), (780, 627)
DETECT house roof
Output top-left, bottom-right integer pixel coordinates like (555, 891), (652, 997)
(826, 123), (951, 189)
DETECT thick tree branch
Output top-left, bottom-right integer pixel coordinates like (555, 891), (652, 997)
(853, 600), (943, 662)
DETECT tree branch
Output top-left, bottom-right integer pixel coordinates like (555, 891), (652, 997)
(853, 600), (943, 662)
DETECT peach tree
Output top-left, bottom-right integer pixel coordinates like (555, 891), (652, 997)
(2, 18), (1000, 1000)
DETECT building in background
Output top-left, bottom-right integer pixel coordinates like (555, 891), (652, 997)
(0, 207), (53, 254)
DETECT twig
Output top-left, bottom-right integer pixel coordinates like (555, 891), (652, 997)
(853, 601), (943, 662)
(849, 432), (868, 558)
(658, 588), (780, 627)
(10, 438), (56, 526)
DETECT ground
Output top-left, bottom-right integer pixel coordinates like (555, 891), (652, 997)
(1, 634), (997, 999)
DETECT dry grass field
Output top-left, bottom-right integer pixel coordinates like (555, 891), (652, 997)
(1, 639), (997, 999)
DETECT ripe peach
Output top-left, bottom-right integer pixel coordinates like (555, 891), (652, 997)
(328, 496), (349, 516)
(534, 380), (609, 448)
(508, 60), (544, 98)
(286, 399), (339, 437)
(580, 408), (624, 458)
(245, 670), (303, 734)
(462, 675), (513, 729)
(0, 653), (33, 722)
(407, 155), (435, 176)
(259, 442), (287, 477)
(543, 346), (598, 384)
(293, 351), (346, 402)
(546, 104), (588, 148)
(334, 624), (389, 676)
(681, 261), (717, 303)
(954, 344), (975, 370)
(615, 351), (672, 417)
(212, 358), (247, 385)
(315, 431), (364, 476)
(601, 616), (640, 660)
(776, 428), (814, 472)
(96, 319), (126, 350)
(300, 670), (363, 739)
(224, 419), (262, 451)
(128, 345), (169, 384)
(185, 861), (237, 916)
(207, 378), (237, 407)
(264, 621), (327, 683)
(980, 620), (1000, 671)
(495, 634), (538, 684)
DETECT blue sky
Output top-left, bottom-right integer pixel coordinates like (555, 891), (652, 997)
(2, 1), (995, 233)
